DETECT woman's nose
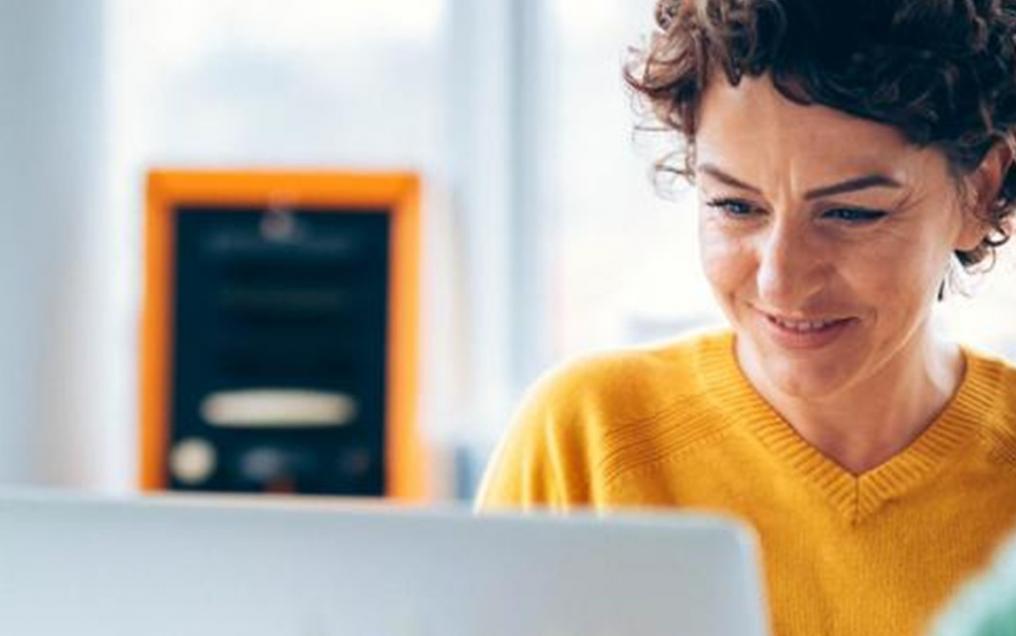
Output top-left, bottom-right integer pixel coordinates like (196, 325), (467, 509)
(755, 221), (827, 311)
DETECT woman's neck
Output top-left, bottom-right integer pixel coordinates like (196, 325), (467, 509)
(739, 325), (966, 476)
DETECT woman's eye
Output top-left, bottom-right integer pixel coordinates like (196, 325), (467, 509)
(706, 198), (757, 218)
(823, 208), (887, 223)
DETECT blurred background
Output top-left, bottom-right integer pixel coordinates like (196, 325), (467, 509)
(2, 0), (1015, 502)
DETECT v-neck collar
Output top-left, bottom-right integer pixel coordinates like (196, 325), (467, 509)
(696, 331), (1002, 524)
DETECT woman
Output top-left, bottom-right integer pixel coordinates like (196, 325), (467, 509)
(476, 1), (1016, 634)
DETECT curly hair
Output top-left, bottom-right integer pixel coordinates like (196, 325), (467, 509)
(624, 0), (1016, 269)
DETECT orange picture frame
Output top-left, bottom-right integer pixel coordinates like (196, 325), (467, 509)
(140, 170), (426, 500)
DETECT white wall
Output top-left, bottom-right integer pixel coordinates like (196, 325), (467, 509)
(0, 1), (108, 487)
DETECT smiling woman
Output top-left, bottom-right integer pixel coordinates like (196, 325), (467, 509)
(476, 1), (1016, 635)
(693, 75), (998, 472)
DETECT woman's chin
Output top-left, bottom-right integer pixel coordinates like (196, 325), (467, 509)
(760, 354), (857, 400)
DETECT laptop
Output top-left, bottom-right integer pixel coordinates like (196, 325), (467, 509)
(0, 489), (769, 635)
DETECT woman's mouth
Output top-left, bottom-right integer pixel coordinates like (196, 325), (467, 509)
(758, 311), (856, 350)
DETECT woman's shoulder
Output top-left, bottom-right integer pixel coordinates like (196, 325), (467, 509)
(521, 327), (733, 423)
(959, 344), (1016, 460)
(962, 344), (1016, 407)
(474, 328), (735, 509)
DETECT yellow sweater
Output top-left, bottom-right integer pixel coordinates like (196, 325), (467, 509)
(476, 330), (1016, 636)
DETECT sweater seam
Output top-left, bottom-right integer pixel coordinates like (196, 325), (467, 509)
(595, 389), (727, 471)
(600, 426), (739, 493)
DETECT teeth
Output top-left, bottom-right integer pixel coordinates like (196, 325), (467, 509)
(771, 317), (838, 332)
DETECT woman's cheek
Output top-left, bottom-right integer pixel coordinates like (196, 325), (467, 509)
(858, 239), (942, 313)
(699, 225), (756, 301)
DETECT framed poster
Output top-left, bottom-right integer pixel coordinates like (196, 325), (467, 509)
(141, 170), (425, 500)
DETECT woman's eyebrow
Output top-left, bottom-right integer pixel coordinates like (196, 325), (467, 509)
(803, 174), (903, 199)
(697, 164), (762, 193)
(697, 163), (903, 198)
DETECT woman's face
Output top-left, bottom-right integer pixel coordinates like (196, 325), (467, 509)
(695, 75), (985, 398)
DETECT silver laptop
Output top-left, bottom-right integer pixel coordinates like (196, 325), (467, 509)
(0, 489), (769, 636)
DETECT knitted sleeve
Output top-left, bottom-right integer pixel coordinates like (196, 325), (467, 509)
(473, 358), (606, 512)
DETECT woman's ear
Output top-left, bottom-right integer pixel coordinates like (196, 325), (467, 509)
(956, 142), (1013, 251)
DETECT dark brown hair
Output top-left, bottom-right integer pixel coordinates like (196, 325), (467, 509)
(625, 0), (1016, 268)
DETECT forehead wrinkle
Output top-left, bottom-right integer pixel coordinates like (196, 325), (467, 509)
(695, 76), (942, 208)
(699, 126), (922, 204)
